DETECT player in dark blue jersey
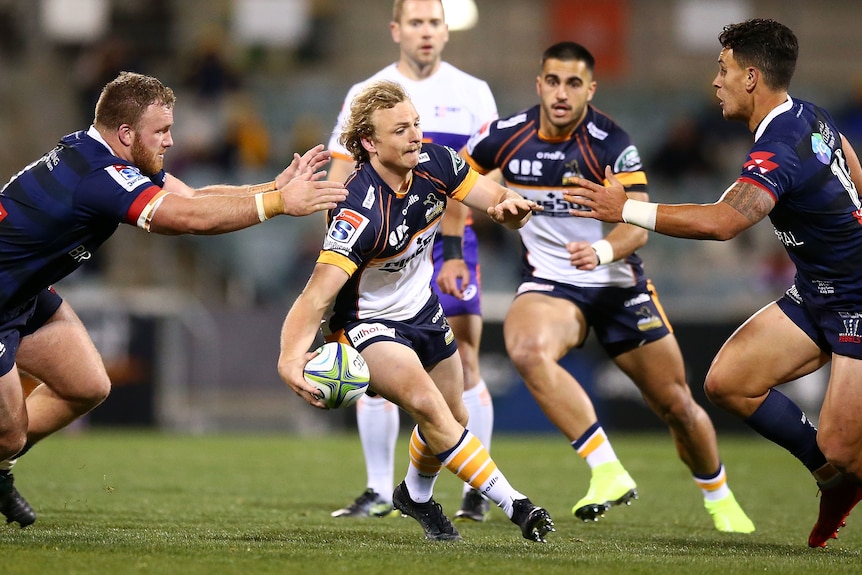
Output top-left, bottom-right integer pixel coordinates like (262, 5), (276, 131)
(0, 71), (346, 528)
(572, 19), (862, 548)
(278, 80), (554, 543)
(462, 41), (754, 534)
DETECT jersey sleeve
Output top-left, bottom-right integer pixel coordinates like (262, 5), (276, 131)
(462, 118), (502, 175)
(77, 163), (167, 230)
(737, 139), (801, 202)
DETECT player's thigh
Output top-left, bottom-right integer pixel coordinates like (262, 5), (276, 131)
(16, 302), (110, 400)
(614, 334), (689, 409)
(504, 292), (585, 361)
(819, 355), (862, 451)
(707, 302), (825, 397)
(362, 340), (449, 414)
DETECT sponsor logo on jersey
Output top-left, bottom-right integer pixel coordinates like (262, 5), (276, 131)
(362, 184), (375, 209)
(418, 152), (430, 164)
(324, 208), (369, 253)
(613, 145), (642, 172)
(587, 122), (609, 140)
(388, 221), (410, 248)
(811, 133), (832, 165)
(348, 322), (396, 346)
(813, 279), (834, 295)
(537, 151), (566, 161)
(743, 151), (779, 174)
(380, 232), (434, 272)
(0, 200), (6, 223)
(105, 164), (149, 192)
(773, 227), (805, 247)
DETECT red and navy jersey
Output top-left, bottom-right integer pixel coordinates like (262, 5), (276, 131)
(463, 104), (648, 287)
(739, 97), (862, 306)
(0, 127), (167, 309)
(317, 143), (477, 329)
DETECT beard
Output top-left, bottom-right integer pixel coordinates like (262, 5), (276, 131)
(130, 135), (163, 176)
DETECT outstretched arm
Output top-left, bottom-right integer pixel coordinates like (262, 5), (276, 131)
(567, 165), (769, 240)
(460, 172), (540, 229)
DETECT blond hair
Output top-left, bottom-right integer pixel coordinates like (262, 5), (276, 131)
(339, 80), (411, 164)
(392, 0), (443, 23)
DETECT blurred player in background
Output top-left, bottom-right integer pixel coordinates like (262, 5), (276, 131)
(326, 0), (497, 521)
(0, 71), (345, 527)
(571, 19), (862, 548)
(461, 41), (755, 533)
(279, 80), (553, 543)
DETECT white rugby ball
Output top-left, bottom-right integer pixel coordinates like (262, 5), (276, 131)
(303, 342), (370, 409)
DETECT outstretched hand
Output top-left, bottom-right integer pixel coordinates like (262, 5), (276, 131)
(487, 197), (540, 229)
(275, 144), (332, 187)
(564, 166), (628, 223)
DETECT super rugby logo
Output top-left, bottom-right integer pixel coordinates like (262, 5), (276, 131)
(105, 163), (149, 192)
(323, 208), (369, 253)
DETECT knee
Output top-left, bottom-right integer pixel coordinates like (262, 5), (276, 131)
(651, 388), (700, 430)
(506, 335), (550, 375)
(72, 373), (111, 410)
(818, 428), (862, 479)
(0, 427), (27, 461)
(703, 369), (732, 408)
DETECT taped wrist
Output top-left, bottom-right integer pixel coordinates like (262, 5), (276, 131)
(254, 191), (285, 222)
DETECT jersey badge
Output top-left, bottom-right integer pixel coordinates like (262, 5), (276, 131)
(743, 151), (779, 174)
(561, 159), (584, 186)
(105, 164), (149, 192)
(323, 208), (369, 254)
(423, 193), (444, 223)
(613, 145), (643, 172)
(445, 146), (466, 175)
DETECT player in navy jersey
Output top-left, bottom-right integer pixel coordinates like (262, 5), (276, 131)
(326, 0), (497, 522)
(572, 19), (862, 548)
(0, 71), (346, 527)
(462, 41), (754, 533)
(278, 80), (553, 543)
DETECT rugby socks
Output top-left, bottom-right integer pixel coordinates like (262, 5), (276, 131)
(460, 380), (494, 496)
(743, 389), (827, 472)
(572, 422), (620, 468)
(356, 394), (399, 498)
(404, 426), (442, 503)
(694, 464), (732, 502)
(438, 429), (526, 518)
(0, 458), (16, 472)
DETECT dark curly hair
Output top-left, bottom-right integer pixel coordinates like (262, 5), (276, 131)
(719, 19), (798, 90)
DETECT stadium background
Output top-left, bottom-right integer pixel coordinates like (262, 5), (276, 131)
(0, 0), (857, 434)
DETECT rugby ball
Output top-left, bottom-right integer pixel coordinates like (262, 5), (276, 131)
(303, 342), (370, 409)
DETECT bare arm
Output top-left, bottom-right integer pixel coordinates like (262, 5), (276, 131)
(277, 263), (349, 408)
(568, 165), (769, 240)
(460, 172), (539, 229)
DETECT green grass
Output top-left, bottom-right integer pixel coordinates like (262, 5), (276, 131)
(2, 430), (860, 575)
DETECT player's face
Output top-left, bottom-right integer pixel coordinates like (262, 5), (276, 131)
(391, 0), (449, 76)
(130, 103), (173, 175)
(365, 100), (423, 175)
(713, 48), (753, 125)
(536, 58), (596, 136)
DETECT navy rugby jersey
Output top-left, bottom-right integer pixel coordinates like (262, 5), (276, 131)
(738, 96), (862, 306)
(318, 143), (477, 329)
(0, 126), (167, 309)
(464, 104), (648, 288)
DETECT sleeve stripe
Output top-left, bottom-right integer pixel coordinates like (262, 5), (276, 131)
(317, 250), (358, 276)
(128, 186), (168, 230)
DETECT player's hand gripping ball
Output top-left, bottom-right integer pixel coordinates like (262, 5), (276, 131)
(303, 342), (370, 408)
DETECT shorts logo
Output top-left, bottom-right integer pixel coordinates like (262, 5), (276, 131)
(461, 284), (478, 301)
(635, 307), (663, 332)
(0, 340), (5, 359)
(839, 317), (861, 344)
(516, 281), (555, 295)
(348, 323), (396, 346)
(105, 164), (149, 192)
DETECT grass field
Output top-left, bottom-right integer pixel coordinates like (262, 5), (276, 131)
(2, 430), (860, 575)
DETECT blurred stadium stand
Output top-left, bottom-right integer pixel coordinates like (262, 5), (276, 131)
(1, 0), (850, 432)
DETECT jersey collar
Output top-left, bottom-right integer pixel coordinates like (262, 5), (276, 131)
(754, 95), (793, 142)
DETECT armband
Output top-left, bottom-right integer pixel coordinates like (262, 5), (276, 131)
(248, 181), (277, 194)
(590, 239), (614, 266)
(441, 235), (464, 260)
(621, 199), (658, 231)
(254, 191), (285, 222)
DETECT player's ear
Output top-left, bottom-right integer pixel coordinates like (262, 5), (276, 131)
(117, 124), (134, 146)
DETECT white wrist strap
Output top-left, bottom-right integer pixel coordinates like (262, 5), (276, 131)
(590, 239), (614, 266)
(621, 199), (658, 231)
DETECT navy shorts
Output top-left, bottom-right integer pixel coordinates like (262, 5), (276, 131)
(0, 287), (64, 376)
(777, 284), (862, 359)
(431, 226), (481, 317)
(515, 277), (672, 357)
(340, 296), (458, 369)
